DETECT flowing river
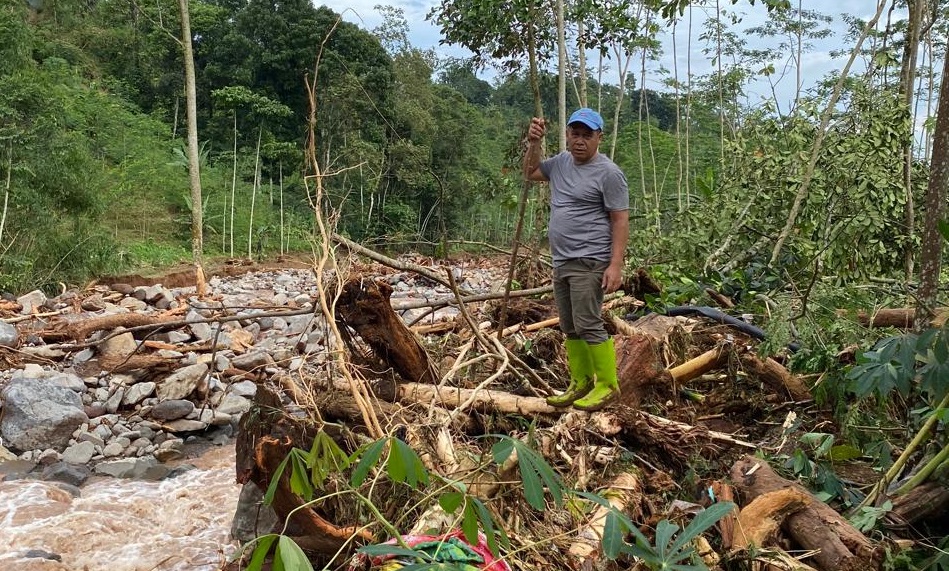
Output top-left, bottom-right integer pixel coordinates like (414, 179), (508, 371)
(0, 444), (241, 571)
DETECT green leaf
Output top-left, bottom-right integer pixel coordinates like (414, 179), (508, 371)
(351, 438), (387, 487)
(383, 438), (429, 489)
(829, 444), (863, 462)
(289, 451), (314, 501)
(277, 535), (314, 571)
(490, 438), (514, 464)
(602, 510), (624, 559)
(654, 519), (679, 559)
(439, 491), (465, 513)
(264, 455), (291, 505)
(246, 535), (278, 571)
(669, 502), (736, 554)
(462, 499), (479, 544)
(358, 544), (435, 562)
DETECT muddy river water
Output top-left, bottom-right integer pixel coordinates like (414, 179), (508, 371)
(0, 444), (241, 571)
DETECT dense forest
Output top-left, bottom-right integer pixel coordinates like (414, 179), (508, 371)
(3, 0), (949, 568)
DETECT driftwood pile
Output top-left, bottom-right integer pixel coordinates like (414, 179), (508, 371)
(225, 247), (949, 571)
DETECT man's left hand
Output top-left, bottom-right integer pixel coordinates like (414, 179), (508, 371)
(602, 264), (623, 294)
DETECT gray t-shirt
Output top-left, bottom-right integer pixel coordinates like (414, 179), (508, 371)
(540, 151), (629, 267)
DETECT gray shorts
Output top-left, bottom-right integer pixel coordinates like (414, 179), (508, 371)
(553, 258), (608, 344)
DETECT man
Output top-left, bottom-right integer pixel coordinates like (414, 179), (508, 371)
(523, 108), (629, 411)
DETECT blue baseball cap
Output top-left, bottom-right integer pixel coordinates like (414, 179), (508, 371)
(567, 108), (604, 131)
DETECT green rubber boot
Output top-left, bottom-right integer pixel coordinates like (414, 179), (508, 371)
(546, 338), (594, 407)
(573, 337), (619, 411)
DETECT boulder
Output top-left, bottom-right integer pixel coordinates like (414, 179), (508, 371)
(157, 363), (208, 401)
(0, 378), (89, 452)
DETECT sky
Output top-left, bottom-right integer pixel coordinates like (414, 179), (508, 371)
(333, 0), (905, 111)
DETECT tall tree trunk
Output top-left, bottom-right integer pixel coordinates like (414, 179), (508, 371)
(578, 21), (587, 107)
(917, 39), (949, 324)
(557, 0), (566, 152)
(900, 0), (923, 281)
(179, 0), (203, 264)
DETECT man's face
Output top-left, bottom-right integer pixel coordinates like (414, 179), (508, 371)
(566, 123), (602, 163)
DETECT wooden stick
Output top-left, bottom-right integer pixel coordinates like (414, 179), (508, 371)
(670, 347), (726, 384)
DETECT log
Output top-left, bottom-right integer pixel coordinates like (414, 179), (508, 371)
(731, 488), (810, 551)
(761, 548), (820, 571)
(398, 382), (560, 416)
(710, 481), (737, 550)
(730, 456), (879, 571)
(567, 472), (643, 569)
(336, 278), (437, 384)
(739, 353), (812, 401)
(890, 481), (949, 527)
(669, 347), (726, 384)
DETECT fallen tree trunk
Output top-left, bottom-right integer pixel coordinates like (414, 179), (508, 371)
(739, 353), (812, 401)
(730, 456), (879, 571)
(731, 488), (810, 551)
(669, 347), (726, 384)
(336, 277), (437, 384)
(398, 382), (559, 416)
(889, 481), (949, 527)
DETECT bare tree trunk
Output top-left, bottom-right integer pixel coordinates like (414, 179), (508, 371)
(557, 0), (566, 152)
(230, 111), (237, 257)
(179, 0), (203, 265)
(247, 127), (261, 259)
(578, 21), (587, 107)
(900, 0), (923, 281)
(917, 37), (949, 323)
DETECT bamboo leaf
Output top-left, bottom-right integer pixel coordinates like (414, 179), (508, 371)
(263, 455), (291, 505)
(277, 535), (314, 571)
(246, 535), (278, 571)
(351, 438), (387, 487)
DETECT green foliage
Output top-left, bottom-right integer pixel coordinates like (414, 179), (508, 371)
(847, 325), (949, 402)
(848, 500), (892, 533)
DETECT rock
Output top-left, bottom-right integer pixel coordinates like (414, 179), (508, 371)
(47, 372), (86, 392)
(231, 351), (275, 372)
(94, 456), (158, 479)
(102, 441), (126, 457)
(149, 399), (195, 421)
(216, 393), (252, 416)
(104, 386), (126, 414)
(110, 283), (135, 295)
(229, 380), (257, 398)
(0, 445), (17, 462)
(72, 348), (95, 363)
(154, 439), (184, 462)
(99, 331), (138, 359)
(0, 378), (89, 452)
(17, 290), (47, 315)
(22, 549), (63, 561)
(42, 462), (91, 486)
(156, 363), (208, 401)
(62, 441), (97, 464)
(187, 310), (214, 341)
(84, 403), (107, 419)
(18, 363), (47, 378)
(163, 419), (208, 432)
(122, 382), (156, 405)
(76, 432), (105, 448)
(119, 297), (148, 311)
(230, 483), (280, 542)
(0, 321), (18, 347)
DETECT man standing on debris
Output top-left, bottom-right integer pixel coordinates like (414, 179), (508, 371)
(523, 108), (629, 411)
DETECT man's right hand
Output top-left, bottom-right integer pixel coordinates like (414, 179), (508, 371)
(528, 117), (546, 142)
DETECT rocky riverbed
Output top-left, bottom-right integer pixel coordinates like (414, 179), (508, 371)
(0, 256), (507, 570)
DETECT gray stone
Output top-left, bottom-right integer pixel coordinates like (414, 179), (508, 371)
(230, 483), (280, 542)
(229, 380), (258, 398)
(100, 331), (138, 359)
(149, 399), (194, 421)
(0, 378), (89, 452)
(163, 419), (208, 432)
(102, 441), (125, 457)
(231, 351), (274, 372)
(62, 441), (97, 464)
(119, 297), (148, 311)
(187, 310), (214, 341)
(216, 393), (252, 416)
(110, 283), (135, 295)
(94, 456), (158, 478)
(76, 432), (105, 448)
(47, 372), (86, 392)
(156, 363), (208, 401)
(0, 321), (18, 347)
(18, 363), (47, 378)
(104, 386), (126, 414)
(17, 290), (47, 315)
(84, 403), (107, 419)
(154, 440), (184, 462)
(122, 382), (155, 405)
